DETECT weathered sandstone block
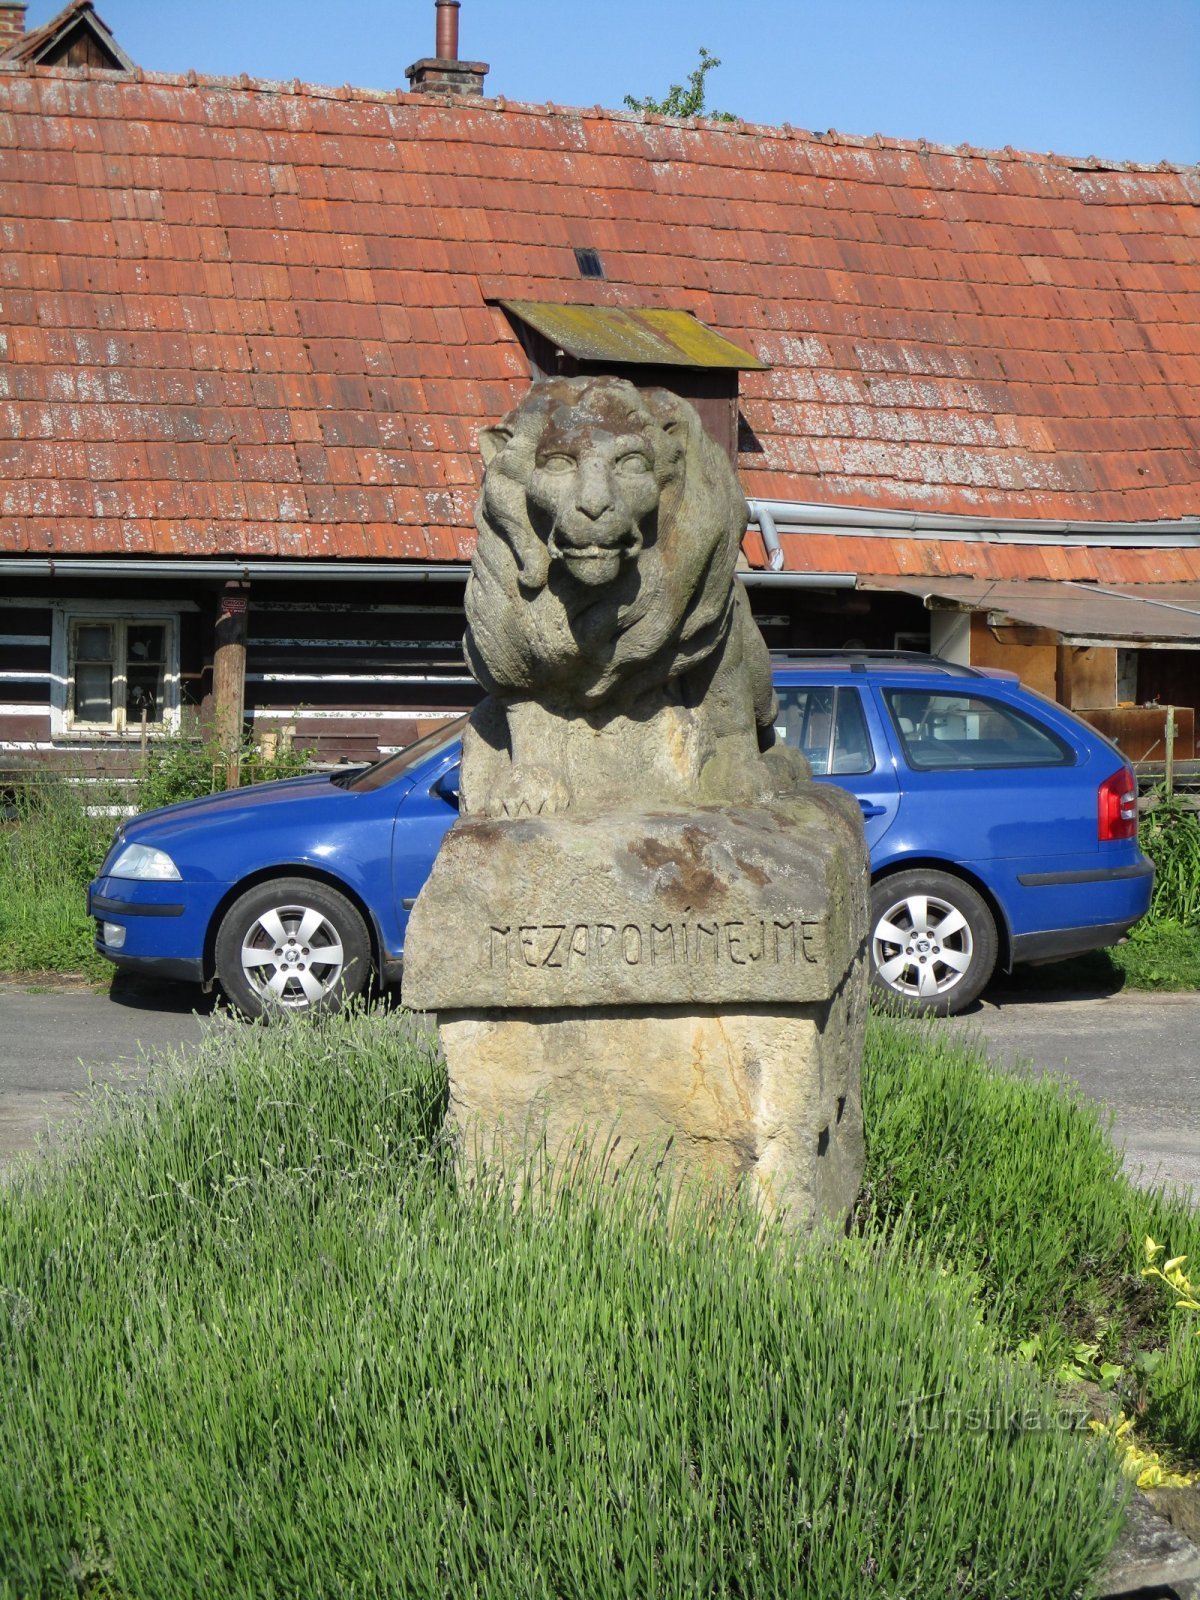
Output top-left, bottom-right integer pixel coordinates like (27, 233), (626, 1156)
(405, 793), (867, 1226)
(405, 794), (863, 1012)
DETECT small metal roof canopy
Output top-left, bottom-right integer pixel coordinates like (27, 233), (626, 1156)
(496, 301), (767, 469)
(865, 576), (1200, 647)
(498, 302), (768, 371)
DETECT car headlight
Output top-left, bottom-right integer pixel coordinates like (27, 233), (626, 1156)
(109, 843), (182, 881)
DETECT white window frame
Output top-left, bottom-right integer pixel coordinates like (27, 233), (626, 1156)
(50, 602), (181, 738)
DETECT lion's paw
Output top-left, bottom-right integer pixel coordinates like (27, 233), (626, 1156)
(762, 742), (812, 792)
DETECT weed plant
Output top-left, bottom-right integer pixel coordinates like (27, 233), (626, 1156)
(863, 1011), (1200, 1456)
(1145, 1315), (1200, 1453)
(0, 1008), (1126, 1600)
(135, 730), (315, 813)
(1141, 794), (1200, 927)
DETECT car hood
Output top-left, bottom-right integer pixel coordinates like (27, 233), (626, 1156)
(117, 772), (366, 841)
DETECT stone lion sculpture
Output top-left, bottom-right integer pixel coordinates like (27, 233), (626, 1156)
(461, 375), (808, 818)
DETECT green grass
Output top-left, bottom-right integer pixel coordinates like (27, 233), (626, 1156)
(0, 1008), (1128, 1600)
(863, 1011), (1200, 1457)
(0, 775), (116, 977)
(0, 738), (316, 979)
(1112, 918), (1200, 989)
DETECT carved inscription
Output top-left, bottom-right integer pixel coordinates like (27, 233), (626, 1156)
(486, 916), (823, 970)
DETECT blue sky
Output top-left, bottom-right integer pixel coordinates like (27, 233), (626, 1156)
(31, 0), (1200, 164)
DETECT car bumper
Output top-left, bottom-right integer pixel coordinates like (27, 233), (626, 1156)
(87, 875), (227, 978)
(100, 950), (207, 983)
(1010, 917), (1147, 965)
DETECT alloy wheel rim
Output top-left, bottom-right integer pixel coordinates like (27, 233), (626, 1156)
(872, 892), (974, 1001)
(239, 903), (345, 1008)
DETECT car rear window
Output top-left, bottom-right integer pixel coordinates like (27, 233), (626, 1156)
(883, 690), (1071, 770)
(774, 686), (874, 775)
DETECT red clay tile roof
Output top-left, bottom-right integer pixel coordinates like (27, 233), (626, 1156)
(2, 66), (1200, 566)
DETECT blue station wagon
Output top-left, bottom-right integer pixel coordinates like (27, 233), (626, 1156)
(88, 653), (1153, 1017)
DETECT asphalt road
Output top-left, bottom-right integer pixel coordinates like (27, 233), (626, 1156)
(0, 976), (1196, 1195)
(947, 986), (1200, 1198)
(0, 976), (213, 1165)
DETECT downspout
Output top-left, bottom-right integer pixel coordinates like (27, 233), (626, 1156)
(752, 505), (786, 572)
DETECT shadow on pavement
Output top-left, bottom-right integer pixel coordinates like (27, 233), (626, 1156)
(981, 953), (1127, 1009)
(105, 972), (409, 1018)
(106, 971), (221, 1016)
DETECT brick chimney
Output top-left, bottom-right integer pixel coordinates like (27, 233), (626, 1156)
(0, 2), (27, 50)
(405, 0), (488, 97)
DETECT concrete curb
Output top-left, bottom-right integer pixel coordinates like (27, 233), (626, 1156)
(1100, 1491), (1200, 1599)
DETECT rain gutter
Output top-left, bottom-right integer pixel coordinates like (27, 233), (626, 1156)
(737, 570), (856, 588)
(0, 556), (857, 589)
(746, 499), (1200, 550)
(0, 559), (472, 581)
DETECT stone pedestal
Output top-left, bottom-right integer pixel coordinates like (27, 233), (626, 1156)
(404, 787), (868, 1230)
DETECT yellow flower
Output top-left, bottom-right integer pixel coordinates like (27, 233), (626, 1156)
(1092, 1412), (1196, 1490)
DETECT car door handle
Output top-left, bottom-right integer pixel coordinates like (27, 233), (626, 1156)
(859, 802), (887, 818)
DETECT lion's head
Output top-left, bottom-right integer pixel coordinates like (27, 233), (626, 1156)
(464, 376), (749, 709)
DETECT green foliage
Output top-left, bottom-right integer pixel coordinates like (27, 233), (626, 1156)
(0, 773), (119, 976)
(0, 1008), (1126, 1599)
(0, 735), (316, 976)
(135, 730), (314, 812)
(624, 46), (736, 121)
(1140, 793), (1200, 927)
(863, 1012), (1200, 1457)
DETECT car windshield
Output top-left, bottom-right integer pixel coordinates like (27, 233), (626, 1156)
(331, 715), (467, 792)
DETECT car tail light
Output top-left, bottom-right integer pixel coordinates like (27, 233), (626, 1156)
(1098, 767), (1137, 841)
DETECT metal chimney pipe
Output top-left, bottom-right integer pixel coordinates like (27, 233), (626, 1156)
(435, 0), (460, 60)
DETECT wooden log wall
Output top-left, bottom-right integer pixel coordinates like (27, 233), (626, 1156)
(242, 581), (478, 765)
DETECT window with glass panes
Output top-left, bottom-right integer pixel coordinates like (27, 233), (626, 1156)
(68, 618), (171, 732)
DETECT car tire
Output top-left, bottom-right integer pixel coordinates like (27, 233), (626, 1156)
(214, 877), (371, 1020)
(868, 869), (997, 1017)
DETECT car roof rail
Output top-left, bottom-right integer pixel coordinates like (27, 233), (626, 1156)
(769, 649), (984, 677)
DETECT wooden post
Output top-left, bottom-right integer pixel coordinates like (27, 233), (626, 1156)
(213, 583), (249, 790)
(1165, 705), (1177, 799)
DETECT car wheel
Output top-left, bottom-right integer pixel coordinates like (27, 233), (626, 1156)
(868, 870), (997, 1016)
(214, 877), (371, 1019)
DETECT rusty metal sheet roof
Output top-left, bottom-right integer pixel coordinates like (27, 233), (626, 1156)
(863, 577), (1200, 643)
(500, 302), (768, 370)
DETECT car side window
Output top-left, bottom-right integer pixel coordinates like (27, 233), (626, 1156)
(775, 686), (874, 776)
(884, 690), (1071, 770)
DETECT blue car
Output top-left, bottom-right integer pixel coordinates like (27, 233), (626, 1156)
(88, 654), (1153, 1017)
